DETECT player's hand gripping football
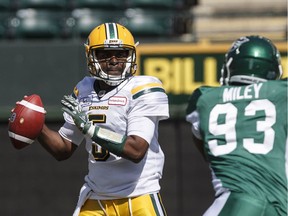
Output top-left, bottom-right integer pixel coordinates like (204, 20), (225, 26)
(61, 95), (91, 134)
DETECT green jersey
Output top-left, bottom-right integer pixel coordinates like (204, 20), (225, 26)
(186, 80), (287, 215)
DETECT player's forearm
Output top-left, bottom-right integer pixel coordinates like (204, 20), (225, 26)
(86, 125), (148, 163)
(191, 133), (207, 161)
(86, 124), (126, 157)
(37, 124), (75, 161)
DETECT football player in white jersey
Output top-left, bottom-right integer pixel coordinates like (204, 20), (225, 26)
(37, 23), (169, 215)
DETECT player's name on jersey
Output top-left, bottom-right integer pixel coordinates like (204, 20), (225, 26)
(222, 83), (263, 103)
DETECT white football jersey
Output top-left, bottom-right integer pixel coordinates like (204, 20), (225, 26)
(59, 75), (169, 199)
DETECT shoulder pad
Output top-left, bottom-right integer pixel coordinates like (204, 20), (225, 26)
(186, 86), (213, 114)
(130, 76), (166, 100)
(72, 76), (95, 98)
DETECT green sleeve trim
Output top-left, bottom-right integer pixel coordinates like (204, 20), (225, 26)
(132, 87), (165, 99)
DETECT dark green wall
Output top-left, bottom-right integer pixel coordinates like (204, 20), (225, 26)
(0, 40), (86, 121)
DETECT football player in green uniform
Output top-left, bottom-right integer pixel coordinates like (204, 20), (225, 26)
(186, 35), (287, 216)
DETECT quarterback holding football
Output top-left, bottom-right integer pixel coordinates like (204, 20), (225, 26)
(13, 23), (169, 216)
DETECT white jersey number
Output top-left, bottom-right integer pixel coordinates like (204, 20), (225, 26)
(208, 99), (276, 156)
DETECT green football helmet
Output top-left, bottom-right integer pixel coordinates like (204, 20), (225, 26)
(220, 35), (283, 85)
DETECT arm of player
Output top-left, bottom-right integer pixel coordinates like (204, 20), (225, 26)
(186, 110), (207, 161)
(61, 95), (148, 163)
(191, 132), (206, 161)
(37, 124), (77, 161)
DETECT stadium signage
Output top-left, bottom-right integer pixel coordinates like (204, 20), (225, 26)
(137, 43), (287, 118)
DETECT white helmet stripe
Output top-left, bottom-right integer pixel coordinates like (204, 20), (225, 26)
(105, 23), (118, 40)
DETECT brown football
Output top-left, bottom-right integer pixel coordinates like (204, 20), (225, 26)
(8, 94), (46, 149)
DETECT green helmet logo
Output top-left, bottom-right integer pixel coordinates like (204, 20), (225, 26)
(220, 35), (283, 85)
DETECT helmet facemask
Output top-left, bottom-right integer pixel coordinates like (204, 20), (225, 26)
(220, 54), (232, 86)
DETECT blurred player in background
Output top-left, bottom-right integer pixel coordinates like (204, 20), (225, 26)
(37, 22), (169, 215)
(186, 35), (287, 216)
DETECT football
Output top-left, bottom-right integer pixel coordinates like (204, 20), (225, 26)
(8, 94), (46, 149)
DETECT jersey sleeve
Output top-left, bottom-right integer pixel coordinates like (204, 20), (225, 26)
(185, 87), (204, 140)
(127, 116), (157, 144)
(128, 76), (169, 120)
(59, 105), (85, 146)
(186, 110), (202, 140)
(186, 87), (203, 115)
(58, 121), (85, 146)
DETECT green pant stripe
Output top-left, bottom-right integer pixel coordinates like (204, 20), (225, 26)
(150, 193), (167, 216)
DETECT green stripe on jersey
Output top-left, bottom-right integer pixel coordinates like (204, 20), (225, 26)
(132, 87), (165, 99)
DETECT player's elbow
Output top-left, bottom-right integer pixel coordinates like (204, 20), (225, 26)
(52, 151), (73, 161)
(127, 151), (146, 163)
(131, 157), (143, 163)
(124, 136), (149, 163)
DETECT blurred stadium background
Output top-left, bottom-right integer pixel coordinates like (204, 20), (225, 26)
(0, 0), (287, 215)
